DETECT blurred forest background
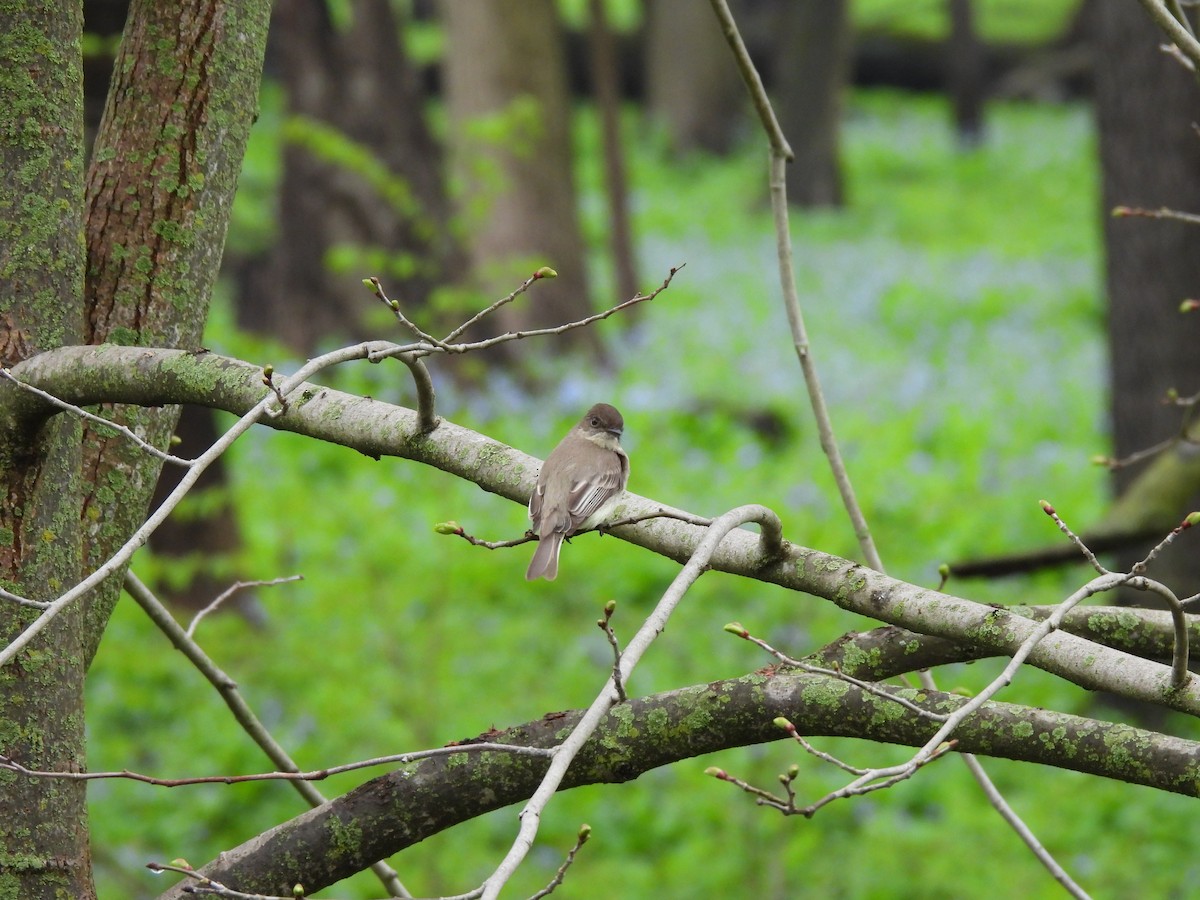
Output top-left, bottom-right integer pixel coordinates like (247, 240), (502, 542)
(76, 0), (1200, 897)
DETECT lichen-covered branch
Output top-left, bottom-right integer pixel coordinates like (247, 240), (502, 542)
(155, 670), (1200, 898)
(7, 343), (1200, 720)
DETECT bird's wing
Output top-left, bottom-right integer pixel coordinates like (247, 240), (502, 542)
(566, 464), (625, 528)
(528, 479), (545, 524)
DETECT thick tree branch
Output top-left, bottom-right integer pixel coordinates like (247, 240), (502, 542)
(7, 343), (1200, 716)
(809, 605), (1199, 678)
(155, 670), (1200, 899)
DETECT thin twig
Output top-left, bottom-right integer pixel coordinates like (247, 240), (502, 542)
(725, 622), (946, 721)
(709, 4), (1087, 891)
(260, 365), (287, 415)
(0, 586), (47, 608)
(0, 740), (551, 787)
(527, 825), (592, 900)
(1133, 511), (1200, 571)
(122, 572), (414, 899)
(1039, 500), (1110, 575)
(603, 507), (715, 529)
(706, 1), (792, 159)
(1112, 204), (1200, 226)
(0, 367), (192, 466)
(443, 266), (557, 344)
(1138, 0), (1200, 72)
(1099, 434), (1189, 470)
(439, 522), (536, 550)
(597, 601), (626, 702)
(185, 575), (303, 639)
(708, 0), (881, 573)
(477, 505), (784, 900)
(370, 264), (685, 364)
(958, 753), (1091, 900)
(366, 276), (449, 349)
(145, 863), (291, 900)
(441, 507), (714, 553)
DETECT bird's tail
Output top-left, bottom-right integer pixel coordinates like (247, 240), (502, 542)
(525, 534), (562, 581)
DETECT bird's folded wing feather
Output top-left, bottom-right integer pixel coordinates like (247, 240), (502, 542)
(567, 466), (624, 527)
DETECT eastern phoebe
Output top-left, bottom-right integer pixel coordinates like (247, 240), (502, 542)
(526, 402), (630, 581)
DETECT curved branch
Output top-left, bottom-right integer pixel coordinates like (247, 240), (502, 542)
(480, 504), (782, 898)
(155, 670), (1200, 898)
(808, 605), (1200, 679)
(8, 344), (1200, 717)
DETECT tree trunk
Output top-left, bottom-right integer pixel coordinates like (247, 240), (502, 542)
(773, 0), (852, 206)
(947, 0), (986, 146)
(238, 0), (458, 352)
(645, 0), (747, 155)
(1093, 3), (1200, 594)
(0, 4), (91, 896)
(588, 0), (640, 304)
(441, 0), (596, 356)
(0, 1), (270, 895)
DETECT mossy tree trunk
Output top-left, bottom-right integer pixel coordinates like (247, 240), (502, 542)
(0, 1), (269, 895)
(0, 4), (90, 897)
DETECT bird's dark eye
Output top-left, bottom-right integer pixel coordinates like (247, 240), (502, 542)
(590, 417), (601, 427)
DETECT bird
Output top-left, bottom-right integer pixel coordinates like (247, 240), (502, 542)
(526, 402), (630, 581)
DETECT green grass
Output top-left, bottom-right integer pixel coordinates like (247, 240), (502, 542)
(85, 86), (1196, 900)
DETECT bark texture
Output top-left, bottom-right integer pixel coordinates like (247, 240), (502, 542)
(0, 4), (90, 896)
(0, 1), (270, 895)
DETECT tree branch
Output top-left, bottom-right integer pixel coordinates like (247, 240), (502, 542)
(7, 344), (1200, 717)
(155, 670), (1200, 899)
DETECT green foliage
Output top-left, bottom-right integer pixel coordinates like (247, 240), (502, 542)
(282, 114), (427, 225)
(856, 0), (1082, 43)
(85, 87), (1197, 900)
(557, 0), (642, 32)
(451, 94), (547, 236)
(559, 0), (1081, 43)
